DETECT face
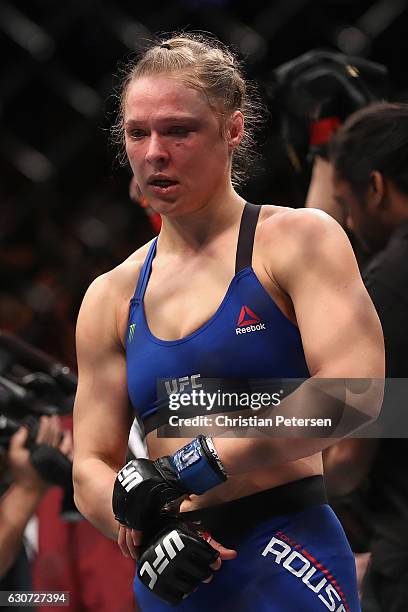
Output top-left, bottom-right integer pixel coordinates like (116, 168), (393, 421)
(332, 177), (389, 253)
(124, 75), (241, 216)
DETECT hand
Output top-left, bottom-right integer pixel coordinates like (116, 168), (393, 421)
(112, 457), (188, 531)
(8, 415), (73, 492)
(136, 519), (237, 605)
(112, 436), (227, 532)
(117, 524), (237, 565)
(117, 524), (142, 560)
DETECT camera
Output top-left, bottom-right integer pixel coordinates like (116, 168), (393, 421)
(0, 331), (80, 521)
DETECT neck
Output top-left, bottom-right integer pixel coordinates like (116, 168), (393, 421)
(157, 184), (245, 254)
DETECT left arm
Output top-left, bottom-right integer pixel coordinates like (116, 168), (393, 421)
(214, 209), (384, 473)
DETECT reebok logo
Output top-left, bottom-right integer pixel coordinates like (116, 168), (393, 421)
(235, 305), (266, 335)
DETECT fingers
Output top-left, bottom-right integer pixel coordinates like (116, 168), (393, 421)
(117, 524), (129, 557)
(117, 524), (142, 560)
(187, 533), (238, 586)
(207, 536), (238, 564)
(58, 430), (74, 461)
(201, 535), (237, 583)
(10, 418), (63, 453)
(131, 528), (143, 548)
(11, 425), (29, 445)
(9, 425), (29, 452)
(36, 415), (62, 447)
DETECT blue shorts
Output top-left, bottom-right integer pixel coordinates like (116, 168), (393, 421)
(134, 476), (360, 611)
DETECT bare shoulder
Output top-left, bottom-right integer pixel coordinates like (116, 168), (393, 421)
(256, 205), (358, 292)
(258, 204), (346, 245)
(76, 239), (154, 348)
(81, 240), (153, 306)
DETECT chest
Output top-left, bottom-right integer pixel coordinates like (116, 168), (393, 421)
(142, 255), (297, 341)
(143, 257), (236, 341)
(126, 265), (310, 424)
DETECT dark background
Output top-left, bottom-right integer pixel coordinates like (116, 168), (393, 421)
(1, 0), (407, 365)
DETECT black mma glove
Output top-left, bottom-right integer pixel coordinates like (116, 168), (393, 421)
(137, 518), (219, 605)
(269, 49), (388, 171)
(112, 435), (227, 531)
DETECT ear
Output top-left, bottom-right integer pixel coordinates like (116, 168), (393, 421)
(367, 170), (385, 211)
(225, 111), (244, 150)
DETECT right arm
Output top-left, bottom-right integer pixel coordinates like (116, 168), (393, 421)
(73, 273), (134, 540)
(323, 439), (379, 497)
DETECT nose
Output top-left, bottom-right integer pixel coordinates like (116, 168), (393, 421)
(145, 133), (169, 167)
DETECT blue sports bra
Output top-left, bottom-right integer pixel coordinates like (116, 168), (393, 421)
(126, 203), (310, 433)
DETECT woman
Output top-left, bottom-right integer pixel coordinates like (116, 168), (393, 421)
(73, 33), (384, 611)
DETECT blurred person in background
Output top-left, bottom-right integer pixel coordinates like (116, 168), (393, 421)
(0, 198), (145, 611)
(307, 102), (408, 611)
(0, 416), (72, 584)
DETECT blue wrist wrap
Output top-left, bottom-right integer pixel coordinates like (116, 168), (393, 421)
(170, 436), (227, 495)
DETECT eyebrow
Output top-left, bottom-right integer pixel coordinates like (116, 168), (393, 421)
(125, 115), (199, 127)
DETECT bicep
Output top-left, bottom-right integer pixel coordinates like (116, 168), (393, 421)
(279, 212), (384, 378)
(73, 278), (133, 472)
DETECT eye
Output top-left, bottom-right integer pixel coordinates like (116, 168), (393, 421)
(168, 126), (190, 136)
(128, 129), (147, 140)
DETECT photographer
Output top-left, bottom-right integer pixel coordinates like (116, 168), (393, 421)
(0, 415), (73, 580)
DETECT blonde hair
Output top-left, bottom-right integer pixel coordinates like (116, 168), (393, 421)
(112, 32), (264, 187)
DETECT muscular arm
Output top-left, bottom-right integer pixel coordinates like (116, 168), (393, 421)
(214, 209), (384, 474)
(73, 274), (133, 540)
(323, 439), (379, 497)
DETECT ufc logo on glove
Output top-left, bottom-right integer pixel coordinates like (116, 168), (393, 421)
(117, 463), (143, 492)
(139, 530), (185, 588)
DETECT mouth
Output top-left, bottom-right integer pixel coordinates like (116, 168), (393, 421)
(147, 178), (179, 196)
